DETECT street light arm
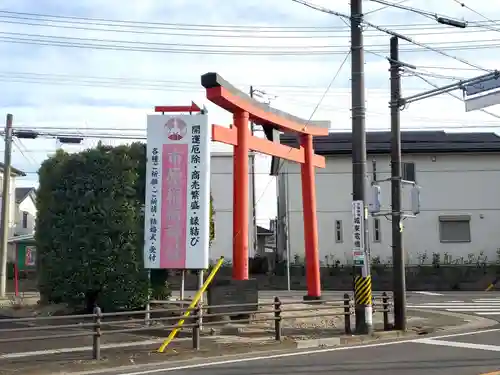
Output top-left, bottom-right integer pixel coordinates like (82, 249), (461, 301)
(401, 71), (499, 104)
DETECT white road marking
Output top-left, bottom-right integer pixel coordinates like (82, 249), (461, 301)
(414, 291), (444, 296)
(409, 305), (500, 309)
(476, 312), (500, 316)
(414, 338), (500, 352)
(96, 328), (500, 375)
(408, 297), (500, 316)
(444, 308), (500, 311)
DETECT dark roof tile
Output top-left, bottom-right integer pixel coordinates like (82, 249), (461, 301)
(279, 131), (500, 155)
(15, 187), (35, 203)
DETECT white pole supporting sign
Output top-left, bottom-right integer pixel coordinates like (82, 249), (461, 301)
(144, 114), (211, 269)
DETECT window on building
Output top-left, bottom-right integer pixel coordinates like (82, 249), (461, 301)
(22, 212), (28, 229)
(373, 218), (381, 242)
(403, 162), (416, 182)
(439, 215), (471, 243)
(335, 220), (343, 243)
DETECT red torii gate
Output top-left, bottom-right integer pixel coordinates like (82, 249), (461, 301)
(201, 73), (329, 299)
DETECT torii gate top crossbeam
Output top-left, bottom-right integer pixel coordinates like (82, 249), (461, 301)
(201, 73), (330, 137)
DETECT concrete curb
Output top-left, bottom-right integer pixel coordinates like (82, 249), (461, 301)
(407, 308), (499, 332)
(290, 308), (499, 350)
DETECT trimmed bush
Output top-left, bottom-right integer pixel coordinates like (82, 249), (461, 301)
(36, 143), (215, 311)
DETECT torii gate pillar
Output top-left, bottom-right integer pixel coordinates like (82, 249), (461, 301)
(201, 73), (329, 299)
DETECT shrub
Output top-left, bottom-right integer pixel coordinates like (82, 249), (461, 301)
(36, 142), (215, 311)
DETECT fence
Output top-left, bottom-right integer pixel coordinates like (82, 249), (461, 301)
(0, 292), (392, 360)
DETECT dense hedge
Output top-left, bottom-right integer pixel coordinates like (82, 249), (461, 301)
(35, 143), (214, 312)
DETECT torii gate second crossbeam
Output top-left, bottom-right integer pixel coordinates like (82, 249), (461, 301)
(201, 73), (329, 299)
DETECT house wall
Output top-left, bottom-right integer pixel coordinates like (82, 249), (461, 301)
(0, 175), (19, 238)
(210, 153), (256, 263)
(15, 195), (36, 235)
(278, 152), (500, 265)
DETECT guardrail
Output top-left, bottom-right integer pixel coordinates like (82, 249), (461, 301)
(0, 292), (392, 360)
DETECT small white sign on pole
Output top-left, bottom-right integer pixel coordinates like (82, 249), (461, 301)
(352, 200), (365, 267)
(465, 89), (500, 112)
(144, 114), (211, 270)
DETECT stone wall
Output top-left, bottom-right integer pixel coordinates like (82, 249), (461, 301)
(167, 264), (499, 292)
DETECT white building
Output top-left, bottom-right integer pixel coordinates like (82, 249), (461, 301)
(209, 152), (256, 263)
(0, 164), (37, 262)
(14, 187), (36, 236)
(0, 164), (28, 238)
(273, 131), (500, 266)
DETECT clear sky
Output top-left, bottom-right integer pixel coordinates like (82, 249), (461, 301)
(1, 0), (500, 228)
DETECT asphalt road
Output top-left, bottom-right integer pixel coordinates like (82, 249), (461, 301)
(93, 328), (500, 375)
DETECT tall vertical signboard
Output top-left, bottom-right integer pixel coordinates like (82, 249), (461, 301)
(144, 113), (210, 269)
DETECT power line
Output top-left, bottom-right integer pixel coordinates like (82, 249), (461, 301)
(3, 17), (491, 39)
(451, 0), (500, 33)
(13, 168), (500, 175)
(369, 0), (449, 21)
(1, 9), (498, 31)
(1, 29), (500, 52)
(290, 0), (490, 71)
(2, 34), (500, 55)
(3, 15), (500, 40)
(250, 51), (351, 215)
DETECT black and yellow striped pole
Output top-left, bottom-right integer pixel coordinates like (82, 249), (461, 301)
(354, 275), (372, 325)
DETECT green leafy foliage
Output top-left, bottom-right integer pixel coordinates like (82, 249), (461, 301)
(35, 142), (215, 311)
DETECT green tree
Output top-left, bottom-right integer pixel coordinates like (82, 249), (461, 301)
(35, 143), (215, 312)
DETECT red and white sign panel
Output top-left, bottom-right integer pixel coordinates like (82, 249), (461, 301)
(144, 114), (210, 269)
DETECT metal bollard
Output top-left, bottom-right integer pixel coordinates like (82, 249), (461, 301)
(274, 296), (282, 341)
(93, 305), (102, 360)
(192, 303), (201, 350)
(343, 293), (352, 334)
(382, 292), (390, 331)
(145, 300), (151, 327)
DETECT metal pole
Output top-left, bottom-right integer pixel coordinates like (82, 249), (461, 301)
(249, 86), (258, 260)
(0, 114), (13, 298)
(180, 269), (185, 308)
(145, 269), (151, 326)
(197, 270), (204, 329)
(389, 36), (407, 331)
(285, 166), (291, 291)
(351, 0), (372, 334)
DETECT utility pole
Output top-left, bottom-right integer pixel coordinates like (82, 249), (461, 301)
(351, 0), (372, 334)
(389, 36), (407, 331)
(0, 114), (13, 298)
(249, 87), (258, 259)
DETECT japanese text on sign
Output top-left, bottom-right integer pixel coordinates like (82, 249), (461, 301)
(352, 200), (365, 251)
(147, 147), (160, 264)
(188, 124), (202, 248)
(165, 148), (187, 263)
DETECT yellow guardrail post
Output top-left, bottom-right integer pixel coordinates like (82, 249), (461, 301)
(157, 256), (224, 353)
(485, 277), (499, 291)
